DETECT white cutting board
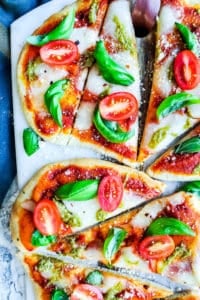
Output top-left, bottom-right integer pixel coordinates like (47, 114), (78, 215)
(11, 0), (100, 190)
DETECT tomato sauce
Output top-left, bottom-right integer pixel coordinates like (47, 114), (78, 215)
(151, 152), (200, 175)
(125, 178), (161, 199)
(19, 210), (35, 251)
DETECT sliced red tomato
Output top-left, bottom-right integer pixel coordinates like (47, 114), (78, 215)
(70, 284), (103, 300)
(39, 40), (79, 65)
(174, 50), (200, 90)
(99, 92), (138, 121)
(33, 199), (62, 236)
(98, 175), (123, 212)
(139, 235), (175, 260)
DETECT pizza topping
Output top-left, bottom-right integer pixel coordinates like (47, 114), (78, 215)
(156, 244), (191, 274)
(54, 201), (81, 227)
(51, 289), (69, 300)
(40, 40), (79, 66)
(27, 8), (75, 46)
(175, 22), (199, 56)
(148, 126), (169, 149)
(89, 0), (99, 24)
(55, 179), (99, 201)
(70, 284), (103, 300)
(93, 108), (135, 143)
(139, 235), (175, 260)
(156, 92), (200, 120)
(145, 217), (196, 237)
(98, 175), (123, 212)
(103, 227), (127, 264)
(31, 230), (56, 247)
(99, 92), (138, 122)
(181, 181), (200, 196)
(93, 40), (135, 86)
(174, 136), (200, 154)
(105, 282), (124, 300)
(44, 79), (69, 127)
(96, 209), (108, 222)
(23, 128), (40, 156)
(33, 199), (62, 236)
(174, 50), (200, 90)
(85, 270), (103, 286)
(113, 15), (134, 54)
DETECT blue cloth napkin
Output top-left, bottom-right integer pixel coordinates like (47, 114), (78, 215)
(0, 0), (50, 204)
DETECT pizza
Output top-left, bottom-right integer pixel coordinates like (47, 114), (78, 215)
(20, 253), (177, 300)
(147, 124), (200, 181)
(15, 189), (199, 289)
(138, 0), (200, 163)
(17, 0), (109, 145)
(69, 0), (141, 167)
(10, 158), (165, 252)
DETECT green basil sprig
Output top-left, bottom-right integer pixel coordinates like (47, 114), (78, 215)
(181, 181), (200, 196)
(156, 92), (200, 120)
(51, 289), (69, 300)
(145, 217), (195, 237)
(31, 230), (56, 246)
(44, 79), (69, 127)
(93, 108), (135, 143)
(94, 40), (134, 86)
(175, 22), (199, 56)
(174, 136), (200, 154)
(55, 179), (99, 201)
(103, 227), (127, 264)
(27, 8), (75, 46)
(85, 270), (104, 285)
(23, 127), (39, 156)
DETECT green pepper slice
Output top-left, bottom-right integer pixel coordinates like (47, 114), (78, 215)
(145, 217), (195, 237)
(27, 8), (75, 46)
(93, 108), (135, 143)
(94, 40), (134, 86)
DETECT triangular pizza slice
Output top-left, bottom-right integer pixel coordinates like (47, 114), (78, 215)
(17, 0), (108, 145)
(70, 0), (141, 167)
(18, 188), (200, 290)
(147, 124), (200, 181)
(20, 253), (190, 300)
(138, 0), (200, 163)
(10, 158), (165, 252)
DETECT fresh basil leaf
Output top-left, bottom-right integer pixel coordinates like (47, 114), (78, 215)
(145, 217), (195, 237)
(31, 230), (56, 246)
(156, 92), (200, 119)
(27, 8), (75, 46)
(103, 227), (127, 264)
(181, 181), (200, 196)
(51, 289), (69, 300)
(85, 270), (103, 285)
(175, 22), (199, 56)
(174, 136), (200, 154)
(44, 79), (69, 127)
(55, 179), (100, 201)
(23, 128), (39, 156)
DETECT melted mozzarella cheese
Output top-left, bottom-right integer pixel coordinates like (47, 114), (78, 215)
(74, 102), (96, 130)
(115, 247), (149, 270)
(131, 200), (166, 229)
(158, 5), (183, 35)
(70, 27), (98, 53)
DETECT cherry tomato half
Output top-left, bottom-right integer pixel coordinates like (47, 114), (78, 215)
(39, 40), (79, 65)
(99, 92), (138, 121)
(33, 199), (62, 236)
(98, 175), (123, 212)
(70, 284), (103, 300)
(139, 235), (175, 260)
(174, 50), (200, 90)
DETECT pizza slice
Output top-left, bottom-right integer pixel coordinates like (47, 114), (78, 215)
(146, 124), (200, 181)
(17, 0), (108, 145)
(21, 253), (183, 300)
(138, 0), (200, 163)
(70, 0), (141, 167)
(25, 188), (200, 289)
(10, 158), (165, 252)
